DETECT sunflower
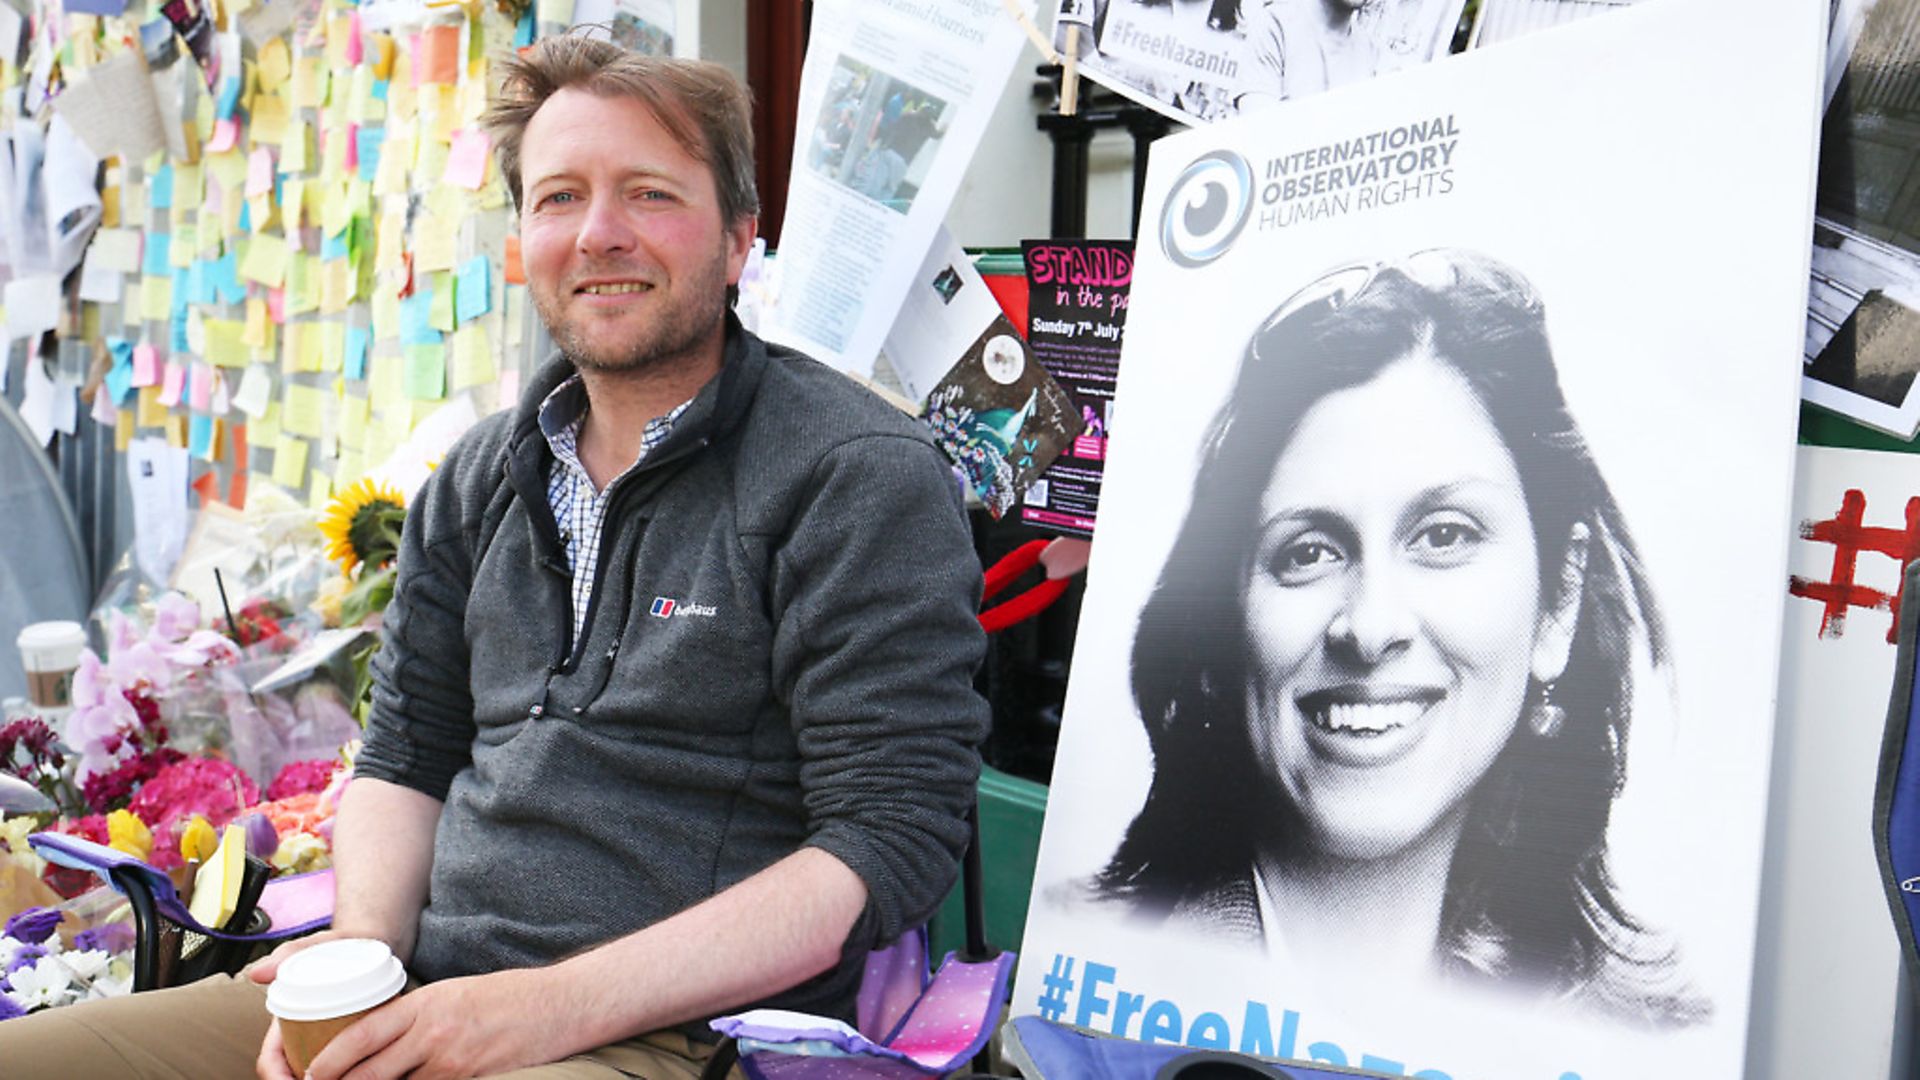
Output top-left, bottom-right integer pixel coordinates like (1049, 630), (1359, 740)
(318, 477), (407, 577)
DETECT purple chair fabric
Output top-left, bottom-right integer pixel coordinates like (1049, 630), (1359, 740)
(29, 831), (334, 942)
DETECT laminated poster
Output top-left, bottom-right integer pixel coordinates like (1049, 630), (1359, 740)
(1011, 1), (1825, 1077)
(1052, 0), (1467, 126)
(1019, 238), (1133, 538)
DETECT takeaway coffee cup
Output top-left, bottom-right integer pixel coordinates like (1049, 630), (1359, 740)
(16, 621), (86, 714)
(265, 938), (407, 1074)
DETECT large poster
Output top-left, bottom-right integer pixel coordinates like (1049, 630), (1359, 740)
(1012, 1), (1824, 1077)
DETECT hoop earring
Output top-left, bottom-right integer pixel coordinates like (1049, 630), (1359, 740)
(1529, 681), (1566, 738)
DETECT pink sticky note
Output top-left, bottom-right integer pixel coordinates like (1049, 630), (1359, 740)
(159, 361), (185, 407)
(90, 385), (118, 427)
(208, 118), (240, 154)
(344, 123), (359, 172)
(445, 128), (490, 191)
(346, 13), (364, 65)
(188, 363), (212, 412)
(132, 344), (161, 387)
(246, 148), (275, 199)
(267, 288), (286, 324)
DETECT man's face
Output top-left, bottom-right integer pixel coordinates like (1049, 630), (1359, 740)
(517, 87), (755, 375)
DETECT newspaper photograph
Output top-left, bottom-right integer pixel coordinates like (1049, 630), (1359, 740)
(763, 0), (1034, 377)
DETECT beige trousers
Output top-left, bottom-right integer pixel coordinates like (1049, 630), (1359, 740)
(0, 973), (737, 1080)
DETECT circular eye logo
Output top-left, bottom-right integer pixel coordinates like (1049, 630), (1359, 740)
(1160, 150), (1253, 269)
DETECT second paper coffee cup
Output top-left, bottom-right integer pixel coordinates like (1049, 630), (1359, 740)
(265, 938), (406, 1074)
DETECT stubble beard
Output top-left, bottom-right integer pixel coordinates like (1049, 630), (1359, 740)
(532, 246), (732, 377)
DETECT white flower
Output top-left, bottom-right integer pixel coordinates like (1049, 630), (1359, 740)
(7, 955), (80, 1010)
(0, 935), (24, 969)
(58, 949), (112, 982)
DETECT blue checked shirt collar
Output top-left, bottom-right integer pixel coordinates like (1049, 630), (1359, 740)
(537, 373), (691, 644)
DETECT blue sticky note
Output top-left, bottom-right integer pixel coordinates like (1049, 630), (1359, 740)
(150, 165), (173, 209)
(399, 292), (442, 345)
(141, 233), (171, 276)
(105, 338), (134, 405)
(216, 76), (242, 120)
(356, 128), (385, 183)
(66, 0), (128, 15)
(190, 260), (216, 306)
(188, 414), (214, 458)
(455, 256), (490, 323)
(170, 268), (192, 318)
(321, 232), (350, 261)
(514, 7), (535, 47)
(237, 199), (251, 232)
(371, 80), (390, 102)
(345, 325), (371, 381)
(212, 252), (245, 305)
(170, 312), (190, 354)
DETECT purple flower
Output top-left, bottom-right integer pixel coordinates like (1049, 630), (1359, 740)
(3, 908), (60, 946)
(72, 923), (133, 955)
(5, 943), (47, 974)
(0, 992), (23, 1020)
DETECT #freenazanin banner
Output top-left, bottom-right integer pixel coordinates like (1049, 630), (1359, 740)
(1013, 2), (1825, 1077)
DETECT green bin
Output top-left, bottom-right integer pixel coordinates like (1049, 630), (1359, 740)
(929, 765), (1048, 960)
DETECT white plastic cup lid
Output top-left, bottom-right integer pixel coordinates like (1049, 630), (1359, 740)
(265, 938), (406, 1021)
(16, 622), (86, 665)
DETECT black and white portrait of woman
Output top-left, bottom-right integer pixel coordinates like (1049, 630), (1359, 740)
(1087, 249), (1709, 1028)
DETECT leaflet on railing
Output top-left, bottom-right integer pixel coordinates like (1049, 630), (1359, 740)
(762, 0), (1034, 378)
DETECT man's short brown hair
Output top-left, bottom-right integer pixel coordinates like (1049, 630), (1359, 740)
(483, 35), (760, 226)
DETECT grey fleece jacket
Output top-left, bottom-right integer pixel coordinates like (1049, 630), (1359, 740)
(352, 319), (989, 1023)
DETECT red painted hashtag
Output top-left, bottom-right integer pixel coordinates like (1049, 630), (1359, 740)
(1788, 489), (1920, 643)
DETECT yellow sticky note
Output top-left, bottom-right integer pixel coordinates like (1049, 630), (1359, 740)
(321, 181), (350, 238)
(334, 449), (365, 489)
(140, 275), (173, 322)
(115, 411), (134, 451)
(257, 39), (292, 90)
(251, 94), (290, 145)
(321, 259), (355, 313)
(297, 316), (326, 369)
(281, 120), (311, 174)
(204, 148), (247, 194)
(282, 383), (328, 437)
(205, 319), (248, 368)
(247, 195), (276, 235)
(280, 322), (307, 372)
(240, 234), (289, 287)
(368, 349), (404, 404)
(252, 400), (282, 444)
(292, 56), (327, 110)
(372, 290), (400, 342)
(317, 321), (346, 372)
(280, 179), (305, 230)
(321, 125), (349, 180)
(308, 469), (333, 511)
(164, 414), (187, 449)
(326, 15), (355, 68)
(412, 214), (456, 273)
(137, 385), (167, 427)
(242, 298), (272, 350)
(287, 252), (319, 317)
(450, 324), (494, 391)
(173, 163), (204, 207)
(340, 394), (371, 449)
(272, 434), (310, 491)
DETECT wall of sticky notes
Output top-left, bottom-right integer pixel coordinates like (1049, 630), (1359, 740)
(16, 0), (537, 516)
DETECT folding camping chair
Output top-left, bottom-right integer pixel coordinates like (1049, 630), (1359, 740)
(700, 804), (1016, 1080)
(29, 831), (334, 992)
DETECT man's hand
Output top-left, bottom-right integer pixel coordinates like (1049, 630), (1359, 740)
(296, 968), (577, 1080)
(248, 930), (355, 1080)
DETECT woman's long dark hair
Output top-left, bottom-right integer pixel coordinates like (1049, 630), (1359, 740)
(1095, 249), (1705, 1026)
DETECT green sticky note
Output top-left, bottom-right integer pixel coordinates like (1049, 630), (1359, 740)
(427, 273), (455, 333)
(404, 344), (445, 400)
